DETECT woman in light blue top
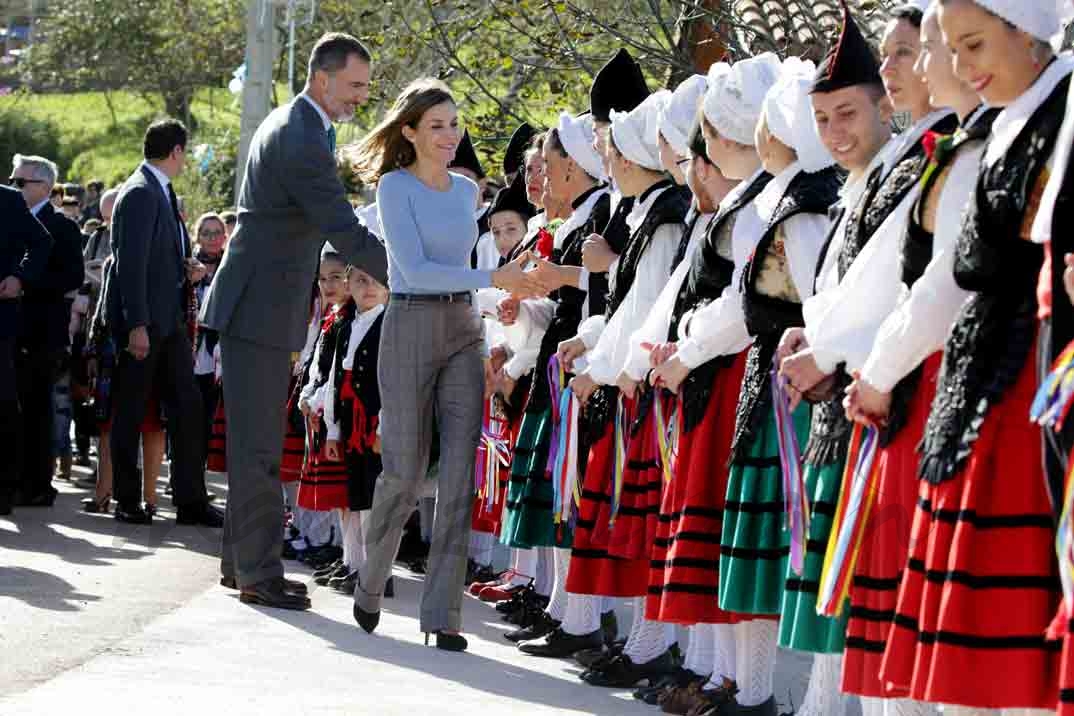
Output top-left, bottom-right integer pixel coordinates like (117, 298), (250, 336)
(348, 78), (539, 652)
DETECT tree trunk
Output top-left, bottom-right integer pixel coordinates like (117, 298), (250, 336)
(164, 90), (197, 131)
(668, 0), (729, 86)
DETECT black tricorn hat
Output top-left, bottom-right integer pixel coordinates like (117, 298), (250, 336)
(450, 130), (486, 179)
(811, 2), (882, 94)
(503, 122), (538, 178)
(590, 48), (650, 123)
(488, 171), (536, 222)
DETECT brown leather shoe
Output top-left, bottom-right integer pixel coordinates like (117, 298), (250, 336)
(661, 680), (707, 715)
(239, 578), (311, 610)
(684, 679), (739, 716)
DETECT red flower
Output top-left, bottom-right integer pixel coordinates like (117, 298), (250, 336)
(922, 131), (940, 161)
(535, 227), (554, 259)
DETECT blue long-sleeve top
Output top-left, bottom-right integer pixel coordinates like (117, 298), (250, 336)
(376, 169), (493, 293)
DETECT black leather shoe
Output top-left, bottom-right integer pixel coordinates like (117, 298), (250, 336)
(176, 501), (224, 527)
(15, 486), (58, 507)
(632, 667), (695, 704)
(222, 575), (307, 596)
(329, 569), (357, 592)
(239, 578), (311, 610)
(601, 609), (619, 646)
(316, 562), (350, 586)
(354, 602), (380, 633)
(114, 503), (152, 524)
(313, 559), (345, 579)
(575, 638), (625, 669)
(581, 649), (678, 688)
(425, 631), (468, 652)
(518, 627), (603, 658)
(506, 611), (559, 643)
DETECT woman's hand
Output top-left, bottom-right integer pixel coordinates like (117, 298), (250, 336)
(299, 398), (311, 417)
(529, 257), (567, 294)
(325, 439), (342, 462)
(497, 296), (520, 326)
(642, 341), (677, 368)
(650, 355), (690, 394)
(581, 234), (617, 273)
(1064, 253), (1074, 306)
(557, 336), (587, 371)
(843, 375), (891, 427)
(570, 373), (599, 404)
(493, 252), (545, 297)
(780, 349), (827, 397)
(777, 327), (808, 364)
(616, 371), (640, 400)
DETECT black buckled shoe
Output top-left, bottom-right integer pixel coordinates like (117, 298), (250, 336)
(581, 649), (678, 688)
(505, 611), (560, 643)
(574, 638), (625, 669)
(687, 680), (742, 716)
(633, 667), (698, 704)
(518, 627), (602, 658)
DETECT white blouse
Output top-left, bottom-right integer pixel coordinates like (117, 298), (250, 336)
(324, 304), (385, 441)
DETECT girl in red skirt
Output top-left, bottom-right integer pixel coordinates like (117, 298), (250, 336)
(554, 89), (689, 687)
(322, 266), (387, 594)
(842, 9), (997, 714)
(877, 1), (1069, 711)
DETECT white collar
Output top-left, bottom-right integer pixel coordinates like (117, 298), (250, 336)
(884, 108), (957, 177)
(714, 167), (765, 221)
(753, 161), (802, 226)
(625, 183), (671, 234)
(554, 186), (610, 247)
(300, 92), (333, 131)
(985, 55), (1074, 168)
(357, 303), (384, 323)
(841, 146), (888, 207)
(30, 198), (50, 217)
(141, 160), (171, 195)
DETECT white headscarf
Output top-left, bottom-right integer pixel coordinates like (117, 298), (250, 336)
(976, 0), (1060, 42)
(610, 90), (671, 171)
(763, 57), (835, 173)
(556, 112), (607, 182)
(1053, 0), (1074, 51)
(702, 52), (782, 146)
(658, 74), (708, 158)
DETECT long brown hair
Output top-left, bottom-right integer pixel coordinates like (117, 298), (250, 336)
(351, 78), (455, 184)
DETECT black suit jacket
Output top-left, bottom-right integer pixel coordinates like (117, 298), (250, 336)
(18, 202), (85, 350)
(0, 185), (53, 341)
(109, 165), (187, 345)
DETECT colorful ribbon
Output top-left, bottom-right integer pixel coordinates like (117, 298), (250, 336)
(652, 391), (678, 484)
(551, 388), (580, 526)
(475, 398), (511, 511)
(1032, 340), (1074, 610)
(544, 355), (568, 478)
(816, 424), (881, 618)
(771, 367), (809, 576)
(609, 393), (631, 528)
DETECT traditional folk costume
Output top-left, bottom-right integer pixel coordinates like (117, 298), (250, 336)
(880, 48), (1073, 713)
(563, 90), (689, 683)
(282, 291), (325, 484)
(837, 107), (996, 714)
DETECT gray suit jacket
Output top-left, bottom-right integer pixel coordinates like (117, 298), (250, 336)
(200, 98), (387, 351)
(108, 165), (187, 345)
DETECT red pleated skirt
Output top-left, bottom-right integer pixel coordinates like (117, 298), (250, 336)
(472, 400), (524, 534)
(280, 376), (306, 483)
(842, 353), (941, 697)
(606, 392), (668, 560)
(879, 350), (1062, 709)
(296, 436), (350, 512)
(206, 387), (228, 473)
(566, 396), (649, 597)
(647, 350), (749, 625)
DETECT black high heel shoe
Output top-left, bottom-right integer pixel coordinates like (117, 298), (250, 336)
(353, 603), (380, 634)
(424, 631), (468, 652)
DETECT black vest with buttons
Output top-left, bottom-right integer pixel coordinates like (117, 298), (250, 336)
(332, 311), (384, 447)
(730, 165), (844, 462)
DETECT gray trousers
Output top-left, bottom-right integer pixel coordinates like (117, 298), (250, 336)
(219, 334), (291, 587)
(356, 297), (484, 633)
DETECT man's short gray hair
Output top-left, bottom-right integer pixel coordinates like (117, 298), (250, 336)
(307, 32), (370, 79)
(13, 154), (58, 188)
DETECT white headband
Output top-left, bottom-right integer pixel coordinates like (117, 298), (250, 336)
(555, 112), (607, 182)
(703, 52), (782, 146)
(658, 75), (708, 158)
(976, 0), (1060, 42)
(763, 57), (835, 173)
(611, 90), (671, 172)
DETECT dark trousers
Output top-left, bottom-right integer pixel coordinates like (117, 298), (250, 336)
(15, 343), (60, 499)
(219, 334), (290, 587)
(0, 336), (20, 500)
(196, 373), (219, 468)
(110, 323), (207, 510)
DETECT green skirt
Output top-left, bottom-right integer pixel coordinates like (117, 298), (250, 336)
(718, 404), (810, 615)
(778, 458), (849, 653)
(499, 408), (571, 549)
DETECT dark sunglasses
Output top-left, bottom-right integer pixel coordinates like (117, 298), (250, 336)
(8, 177), (46, 188)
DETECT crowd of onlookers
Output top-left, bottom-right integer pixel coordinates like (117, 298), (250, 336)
(0, 123), (235, 525)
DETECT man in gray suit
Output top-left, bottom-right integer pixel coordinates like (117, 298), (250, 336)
(201, 33), (387, 610)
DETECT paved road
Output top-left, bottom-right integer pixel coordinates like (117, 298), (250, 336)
(0, 465), (854, 715)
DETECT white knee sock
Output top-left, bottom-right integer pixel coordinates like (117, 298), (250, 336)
(302, 508), (334, 546)
(711, 623), (737, 683)
(797, 653), (847, 716)
(342, 510), (363, 570)
(546, 548), (570, 622)
(862, 697), (938, 716)
(732, 620), (779, 708)
(684, 624), (715, 676)
(534, 547), (554, 597)
(601, 596), (617, 613)
(510, 547), (537, 586)
(562, 593), (601, 636)
(621, 598), (675, 664)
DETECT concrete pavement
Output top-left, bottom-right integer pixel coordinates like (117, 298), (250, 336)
(1, 466), (836, 715)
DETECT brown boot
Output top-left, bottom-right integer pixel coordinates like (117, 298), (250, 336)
(683, 678), (739, 716)
(660, 681), (706, 715)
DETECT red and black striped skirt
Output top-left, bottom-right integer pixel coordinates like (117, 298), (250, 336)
(206, 386), (228, 473)
(647, 350), (748, 625)
(280, 376), (306, 483)
(879, 351), (1062, 709)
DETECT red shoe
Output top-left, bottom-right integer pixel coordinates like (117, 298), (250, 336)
(478, 583), (525, 603)
(467, 569), (513, 597)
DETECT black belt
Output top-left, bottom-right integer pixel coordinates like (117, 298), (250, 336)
(391, 292), (471, 304)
